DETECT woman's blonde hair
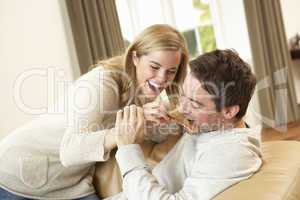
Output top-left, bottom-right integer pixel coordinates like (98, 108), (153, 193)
(98, 24), (189, 103)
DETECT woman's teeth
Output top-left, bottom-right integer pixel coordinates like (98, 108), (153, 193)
(148, 80), (162, 89)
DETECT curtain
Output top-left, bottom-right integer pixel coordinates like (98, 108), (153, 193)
(243, 0), (300, 127)
(65, 0), (125, 74)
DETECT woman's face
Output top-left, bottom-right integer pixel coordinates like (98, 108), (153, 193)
(133, 50), (182, 98)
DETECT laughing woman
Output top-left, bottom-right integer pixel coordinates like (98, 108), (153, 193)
(0, 24), (189, 200)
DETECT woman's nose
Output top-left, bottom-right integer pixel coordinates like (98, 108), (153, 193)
(157, 70), (168, 82)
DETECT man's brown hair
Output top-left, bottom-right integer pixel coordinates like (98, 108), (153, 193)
(189, 49), (256, 119)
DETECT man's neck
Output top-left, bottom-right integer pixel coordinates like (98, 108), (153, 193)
(222, 119), (245, 129)
(234, 119), (246, 128)
(190, 119), (246, 135)
(212, 119), (246, 133)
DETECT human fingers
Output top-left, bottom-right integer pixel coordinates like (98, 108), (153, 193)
(129, 105), (137, 125)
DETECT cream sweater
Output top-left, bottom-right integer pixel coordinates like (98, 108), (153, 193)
(106, 127), (262, 200)
(0, 67), (120, 199)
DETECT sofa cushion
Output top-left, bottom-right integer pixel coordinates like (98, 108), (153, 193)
(214, 141), (300, 200)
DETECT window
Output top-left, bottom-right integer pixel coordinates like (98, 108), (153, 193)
(116, 0), (216, 58)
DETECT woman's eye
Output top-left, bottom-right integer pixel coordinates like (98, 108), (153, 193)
(150, 65), (160, 70)
(167, 70), (177, 75)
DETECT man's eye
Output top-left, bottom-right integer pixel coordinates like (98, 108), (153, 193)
(191, 102), (202, 109)
(150, 65), (160, 70)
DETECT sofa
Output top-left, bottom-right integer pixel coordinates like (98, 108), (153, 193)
(94, 137), (300, 200)
(215, 140), (300, 200)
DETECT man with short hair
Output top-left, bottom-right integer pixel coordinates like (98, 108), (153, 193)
(179, 48), (256, 134)
(109, 49), (262, 200)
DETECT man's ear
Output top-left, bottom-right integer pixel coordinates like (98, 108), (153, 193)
(221, 105), (240, 120)
(132, 51), (139, 66)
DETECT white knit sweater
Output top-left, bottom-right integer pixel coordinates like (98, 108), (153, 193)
(0, 67), (120, 199)
(106, 127), (262, 200)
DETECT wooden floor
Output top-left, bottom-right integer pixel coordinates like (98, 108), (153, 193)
(261, 120), (300, 141)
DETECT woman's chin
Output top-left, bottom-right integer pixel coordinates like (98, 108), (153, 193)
(139, 88), (161, 99)
(146, 87), (163, 96)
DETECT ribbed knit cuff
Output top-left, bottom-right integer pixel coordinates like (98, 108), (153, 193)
(115, 144), (147, 177)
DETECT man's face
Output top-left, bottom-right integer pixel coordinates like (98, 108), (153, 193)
(179, 72), (224, 133)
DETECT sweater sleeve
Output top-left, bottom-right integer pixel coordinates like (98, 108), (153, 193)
(116, 143), (262, 200)
(60, 67), (120, 167)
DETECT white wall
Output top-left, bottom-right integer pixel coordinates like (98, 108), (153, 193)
(0, 0), (80, 140)
(280, 0), (300, 104)
(280, 0), (300, 39)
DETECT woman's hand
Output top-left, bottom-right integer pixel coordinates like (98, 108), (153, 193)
(115, 105), (145, 147)
(142, 101), (171, 125)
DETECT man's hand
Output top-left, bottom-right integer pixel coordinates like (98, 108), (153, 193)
(115, 105), (145, 147)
